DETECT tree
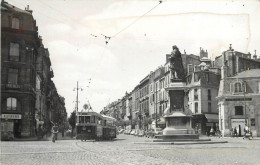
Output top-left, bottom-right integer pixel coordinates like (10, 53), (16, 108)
(68, 111), (76, 136)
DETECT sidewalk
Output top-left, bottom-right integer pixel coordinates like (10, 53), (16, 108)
(13, 133), (74, 141)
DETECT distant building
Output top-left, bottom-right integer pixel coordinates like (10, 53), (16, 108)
(186, 69), (221, 135)
(139, 74), (150, 129)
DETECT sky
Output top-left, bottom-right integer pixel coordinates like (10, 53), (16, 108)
(6, 0), (260, 116)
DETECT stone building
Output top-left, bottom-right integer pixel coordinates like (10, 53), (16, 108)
(217, 68), (260, 137)
(1, 1), (67, 138)
(186, 68), (221, 135)
(153, 67), (165, 127)
(214, 44), (260, 77)
(1, 2), (41, 137)
(139, 74), (150, 129)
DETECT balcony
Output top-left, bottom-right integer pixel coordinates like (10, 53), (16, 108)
(6, 84), (21, 89)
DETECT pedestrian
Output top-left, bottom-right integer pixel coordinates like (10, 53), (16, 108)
(238, 125), (241, 137)
(244, 124), (249, 138)
(210, 127), (214, 136)
(230, 127), (233, 137)
(234, 127), (237, 137)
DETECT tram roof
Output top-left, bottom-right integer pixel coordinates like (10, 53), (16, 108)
(101, 115), (116, 121)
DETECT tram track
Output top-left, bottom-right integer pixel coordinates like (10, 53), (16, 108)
(1, 150), (85, 156)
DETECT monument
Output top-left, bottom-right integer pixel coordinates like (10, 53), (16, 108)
(157, 45), (199, 140)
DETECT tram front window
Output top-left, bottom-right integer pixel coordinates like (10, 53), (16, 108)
(79, 116), (84, 123)
(85, 116), (90, 123)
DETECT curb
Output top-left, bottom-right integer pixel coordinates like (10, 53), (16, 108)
(134, 141), (228, 145)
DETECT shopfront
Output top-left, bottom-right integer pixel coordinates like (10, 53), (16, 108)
(1, 114), (22, 138)
(231, 118), (248, 136)
(205, 114), (219, 135)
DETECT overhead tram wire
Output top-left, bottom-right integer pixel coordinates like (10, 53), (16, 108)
(111, 0), (163, 39)
(88, 1), (164, 89)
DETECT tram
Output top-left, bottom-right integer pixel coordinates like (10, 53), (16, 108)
(75, 111), (117, 141)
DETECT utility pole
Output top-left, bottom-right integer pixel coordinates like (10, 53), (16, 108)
(73, 81), (83, 112)
(73, 81), (83, 136)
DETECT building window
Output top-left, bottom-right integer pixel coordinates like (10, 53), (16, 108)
(235, 106), (243, 115)
(195, 102), (198, 113)
(194, 88), (198, 100)
(12, 17), (20, 29)
(208, 89), (211, 100)
(208, 102), (211, 112)
(8, 68), (18, 84)
(188, 64), (193, 74)
(9, 43), (20, 61)
(234, 82), (242, 93)
(7, 98), (17, 110)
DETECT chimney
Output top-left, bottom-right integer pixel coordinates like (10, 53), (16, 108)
(229, 44), (232, 51)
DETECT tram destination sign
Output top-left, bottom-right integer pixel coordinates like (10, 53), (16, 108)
(1, 114), (22, 119)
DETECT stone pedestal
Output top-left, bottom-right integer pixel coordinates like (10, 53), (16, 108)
(157, 80), (199, 140)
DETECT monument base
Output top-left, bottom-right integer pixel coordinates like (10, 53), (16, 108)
(158, 111), (199, 141)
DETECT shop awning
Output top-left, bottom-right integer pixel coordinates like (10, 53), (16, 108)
(205, 114), (219, 123)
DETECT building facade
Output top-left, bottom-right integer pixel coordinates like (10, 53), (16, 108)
(1, 1), (67, 138)
(186, 68), (221, 135)
(217, 68), (260, 137)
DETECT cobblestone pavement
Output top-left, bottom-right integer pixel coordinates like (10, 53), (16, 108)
(1, 134), (260, 165)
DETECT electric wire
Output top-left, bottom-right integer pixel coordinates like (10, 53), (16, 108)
(111, 1), (162, 39)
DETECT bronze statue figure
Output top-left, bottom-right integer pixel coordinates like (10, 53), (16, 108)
(169, 45), (185, 81)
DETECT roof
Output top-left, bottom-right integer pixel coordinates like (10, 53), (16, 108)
(233, 69), (260, 78)
(201, 57), (211, 61)
(199, 62), (207, 66)
(101, 115), (116, 121)
(2, 2), (32, 15)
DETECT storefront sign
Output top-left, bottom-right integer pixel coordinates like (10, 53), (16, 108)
(1, 114), (22, 119)
(231, 119), (247, 124)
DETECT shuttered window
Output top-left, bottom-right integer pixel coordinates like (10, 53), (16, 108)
(9, 43), (19, 61)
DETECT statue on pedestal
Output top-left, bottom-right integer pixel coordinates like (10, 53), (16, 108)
(169, 45), (185, 81)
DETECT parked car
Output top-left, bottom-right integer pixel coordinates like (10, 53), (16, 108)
(138, 130), (145, 137)
(118, 129), (125, 134)
(134, 130), (139, 136)
(130, 130), (136, 135)
(124, 130), (131, 135)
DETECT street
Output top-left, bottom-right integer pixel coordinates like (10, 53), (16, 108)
(1, 135), (260, 165)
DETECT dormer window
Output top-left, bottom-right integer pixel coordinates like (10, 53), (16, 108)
(12, 17), (20, 29)
(234, 82), (242, 93)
